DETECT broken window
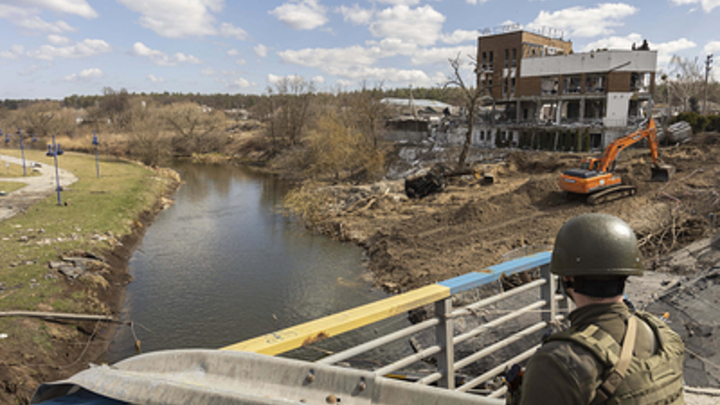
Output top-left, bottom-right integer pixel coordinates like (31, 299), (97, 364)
(541, 76), (559, 95)
(511, 77), (515, 95)
(631, 72), (652, 93)
(503, 77), (508, 97)
(504, 49), (509, 68)
(512, 48), (517, 68)
(482, 52), (487, 70)
(562, 75), (582, 94)
(488, 51), (494, 70)
(585, 74), (605, 93)
(480, 130), (485, 141)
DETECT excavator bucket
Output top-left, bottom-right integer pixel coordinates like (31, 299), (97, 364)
(651, 165), (675, 182)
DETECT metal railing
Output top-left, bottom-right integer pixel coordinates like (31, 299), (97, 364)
(223, 250), (570, 398)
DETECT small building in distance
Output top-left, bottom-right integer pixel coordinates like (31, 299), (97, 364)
(474, 27), (656, 151)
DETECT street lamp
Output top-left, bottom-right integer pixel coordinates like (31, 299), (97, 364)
(92, 130), (100, 178)
(46, 134), (64, 205)
(2, 128), (33, 176)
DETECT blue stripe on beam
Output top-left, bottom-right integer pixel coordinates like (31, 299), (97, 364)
(438, 251), (551, 295)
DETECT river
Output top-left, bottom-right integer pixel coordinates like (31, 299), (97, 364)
(107, 161), (411, 363)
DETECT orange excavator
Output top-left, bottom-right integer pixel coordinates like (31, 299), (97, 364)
(559, 118), (674, 205)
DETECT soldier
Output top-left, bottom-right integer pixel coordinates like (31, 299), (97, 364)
(516, 213), (685, 405)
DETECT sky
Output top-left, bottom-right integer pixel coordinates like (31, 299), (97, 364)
(0, 0), (719, 99)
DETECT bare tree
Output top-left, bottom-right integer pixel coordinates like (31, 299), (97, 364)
(352, 81), (389, 151)
(164, 102), (224, 155)
(667, 56), (704, 112)
(273, 76), (315, 146)
(445, 53), (484, 169)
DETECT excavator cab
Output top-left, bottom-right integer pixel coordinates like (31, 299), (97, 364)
(580, 158), (601, 172)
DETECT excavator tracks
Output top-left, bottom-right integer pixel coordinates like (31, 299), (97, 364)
(586, 185), (637, 205)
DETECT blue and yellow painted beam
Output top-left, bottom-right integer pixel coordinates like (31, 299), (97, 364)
(221, 251), (551, 355)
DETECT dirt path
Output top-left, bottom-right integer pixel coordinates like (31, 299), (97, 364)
(0, 154), (78, 221)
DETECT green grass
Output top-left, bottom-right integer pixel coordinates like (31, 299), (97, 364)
(0, 181), (26, 194)
(0, 156), (41, 178)
(0, 150), (171, 314)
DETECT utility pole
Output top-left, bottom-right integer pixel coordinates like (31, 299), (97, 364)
(704, 54), (713, 115)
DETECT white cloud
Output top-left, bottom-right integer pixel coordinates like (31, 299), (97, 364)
(28, 39), (111, 60)
(226, 77), (254, 88)
(64, 67), (103, 82)
(527, 3), (638, 38)
(366, 37), (418, 57)
(442, 29), (479, 44)
(270, 0), (328, 30)
(14, 0), (98, 18)
(583, 33), (697, 65)
(466, 0), (491, 4)
(268, 74), (304, 85)
(369, 5), (446, 46)
(372, 0), (420, 4)
(227, 49), (239, 56)
(0, 45), (25, 60)
(47, 34), (71, 45)
(200, 68), (216, 76)
(117, 0), (246, 40)
(147, 74), (164, 83)
(312, 75), (325, 83)
(279, 45), (378, 72)
(0, 5), (77, 33)
(220, 22), (249, 40)
(669, 0), (720, 13)
(18, 64), (43, 76)
(338, 4), (373, 25)
(706, 40), (720, 55)
(254, 44), (268, 58)
(410, 45), (476, 65)
(131, 42), (201, 66)
(236, 58), (247, 65)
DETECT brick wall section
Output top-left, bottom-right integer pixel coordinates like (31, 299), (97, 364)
(607, 71), (631, 92)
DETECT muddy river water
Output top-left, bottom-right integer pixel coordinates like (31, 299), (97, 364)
(107, 162), (410, 363)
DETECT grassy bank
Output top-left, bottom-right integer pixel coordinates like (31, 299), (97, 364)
(0, 159), (41, 178)
(0, 149), (178, 404)
(0, 181), (26, 194)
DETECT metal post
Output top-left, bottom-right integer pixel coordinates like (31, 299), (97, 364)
(18, 128), (27, 176)
(540, 264), (557, 324)
(47, 134), (63, 206)
(93, 130), (100, 178)
(434, 298), (455, 389)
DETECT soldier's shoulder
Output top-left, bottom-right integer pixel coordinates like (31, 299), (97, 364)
(532, 339), (604, 384)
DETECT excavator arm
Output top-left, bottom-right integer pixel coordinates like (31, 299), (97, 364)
(597, 118), (662, 173)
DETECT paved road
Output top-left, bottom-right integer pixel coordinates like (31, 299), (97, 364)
(0, 154), (78, 221)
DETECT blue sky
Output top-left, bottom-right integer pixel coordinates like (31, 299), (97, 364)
(0, 0), (718, 99)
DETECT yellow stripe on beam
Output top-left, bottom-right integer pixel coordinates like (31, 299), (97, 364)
(221, 284), (450, 355)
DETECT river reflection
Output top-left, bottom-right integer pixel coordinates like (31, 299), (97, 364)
(106, 161), (411, 363)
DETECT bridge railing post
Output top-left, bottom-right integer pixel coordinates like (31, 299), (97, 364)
(435, 297), (455, 389)
(540, 264), (557, 323)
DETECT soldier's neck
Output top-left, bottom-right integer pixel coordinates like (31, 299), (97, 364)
(571, 292), (624, 308)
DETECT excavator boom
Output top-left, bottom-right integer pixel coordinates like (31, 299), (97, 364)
(559, 118), (673, 203)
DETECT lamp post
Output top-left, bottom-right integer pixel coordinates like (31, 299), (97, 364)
(46, 134), (64, 205)
(3, 128), (33, 176)
(92, 130), (100, 178)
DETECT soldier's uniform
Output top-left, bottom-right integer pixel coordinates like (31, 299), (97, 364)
(514, 214), (685, 405)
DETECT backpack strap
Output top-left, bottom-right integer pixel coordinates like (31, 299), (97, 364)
(590, 316), (638, 405)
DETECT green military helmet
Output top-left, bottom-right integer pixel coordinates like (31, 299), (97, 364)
(551, 213), (643, 277)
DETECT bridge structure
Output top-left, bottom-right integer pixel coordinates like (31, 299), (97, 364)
(35, 250), (572, 404)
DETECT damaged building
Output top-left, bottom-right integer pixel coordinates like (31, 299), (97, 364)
(472, 29), (656, 151)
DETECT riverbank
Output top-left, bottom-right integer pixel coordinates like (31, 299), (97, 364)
(282, 134), (720, 293)
(0, 150), (179, 404)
